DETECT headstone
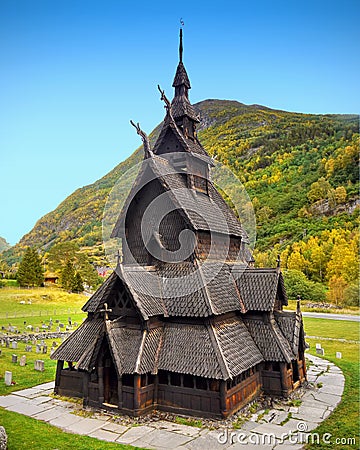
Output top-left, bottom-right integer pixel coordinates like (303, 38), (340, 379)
(59, 323), (64, 328)
(32, 339), (37, 345)
(5, 339), (9, 348)
(0, 425), (7, 450)
(336, 352), (342, 359)
(35, 327), (39, 333)
(74, 322), (78, 327)
(315, 343), (322, 350)
(0, 349), (2, 356)
(52, 341), (58, 347)
(50, 347), (55, 357)
(68, 317), (72, 325)
(34, 360), (44, 372)
(11, 341), (17, 349)
(316, 348), (325, 356)
(56, 326), (60, 332)
(25, 345), (32, 352)
(4, 371), (12, 386)
(11, 354), (17, 363)
(20, 355), (26, 366)
(55, 319), (59, 323)
(0, 339), (4, 347)
(42, 345), (47, 354)
(36, 344), (41, 354)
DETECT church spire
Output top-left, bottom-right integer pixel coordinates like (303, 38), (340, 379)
(179, 27), (183, 63)
(171, 28), (199, 137)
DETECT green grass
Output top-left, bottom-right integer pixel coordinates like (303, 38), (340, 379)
(0, 286), (87, 316)
(303, 317), (360, 341)
(174, 416), (203, 427)
(0, 285), (87, 333)
(305, 340), (359, 449)
(0, 408), (143, 450)
(0, 340), (58, 395)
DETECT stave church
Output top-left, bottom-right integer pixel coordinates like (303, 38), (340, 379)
(51, 30), (307, 418)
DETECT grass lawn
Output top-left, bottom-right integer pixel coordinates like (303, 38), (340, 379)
(0, 286), (87, 333)
(304, 317), (359, 449)
(303, 316), (360, 341)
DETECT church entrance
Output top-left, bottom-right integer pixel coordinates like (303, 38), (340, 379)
(103, 347), (118, 406)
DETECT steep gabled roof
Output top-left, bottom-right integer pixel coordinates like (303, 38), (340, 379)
(243, 315), (295, 363)
(50, 318), (104, 364)
(274, 310), (303, 356)
(233, 268), (287, 311)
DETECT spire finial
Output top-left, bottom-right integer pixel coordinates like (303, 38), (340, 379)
(179, 21), (184, 63)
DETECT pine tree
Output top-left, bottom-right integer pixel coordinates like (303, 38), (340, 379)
(60, 260), (75, 292)
(72, 272), (83, 293)
(17, 247), (44, 287)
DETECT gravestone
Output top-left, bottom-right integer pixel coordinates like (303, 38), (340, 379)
(316, 348), (325, 356)
(315, 343), (322, 350)
(5, 339), (9, 348)
(34, 360), (44, 372)
(50, 347), (55, 357)
(0, 349), (1, 356)
(25, 345), (32, 352)
(55, 319), (59, 323)
(20, 355), (26, 366)
(59, 323), (64, 328)
(56, 326), (60, 332)
(36, 344), (41, 354)
(32, 339), (37, 345)
(11, 341), (17, 349)
(11, 354), (17, 363)
(0, 425), (7, 450)
(52, 341), (58, 347)
(35, 327), (39, 333)
(1, 339), (4, 346)
(4, 371), (12, 386)
(42, 345), (47, 354)
(336, 352), (342, 359)
(74, 322), (78, 327)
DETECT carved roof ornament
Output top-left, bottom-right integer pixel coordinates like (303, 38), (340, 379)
(130, 120), (153, 159)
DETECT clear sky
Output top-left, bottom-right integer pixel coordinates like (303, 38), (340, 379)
(0, 0), (359, 245)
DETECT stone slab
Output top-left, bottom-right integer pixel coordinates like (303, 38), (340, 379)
(153, 420), (202, 437)
(28, 396), (53, 406)
(101, 422), (128, 434)
(49, 412), (83, 428)
(89, 428), (122, 442)
(0, 394), (26, 408)
(7, 401), (50, 417)
(116, 425), (156, 444)
(250, 423), (291, 440)
(32, 406), (68, 422)
(12, 387), (43, 398)
(182, 430), (232, 449)
(133, 428), (193, 449)
(65, 417), (107, 435)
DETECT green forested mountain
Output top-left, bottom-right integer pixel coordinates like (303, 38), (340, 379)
(3, 100), (359, 303)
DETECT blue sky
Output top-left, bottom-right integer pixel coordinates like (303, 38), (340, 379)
(0, 0), (359, 245)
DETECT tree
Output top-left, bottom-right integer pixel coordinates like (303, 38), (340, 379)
(60, 261), (75, 292)
(17, 247), (44, 287)
(283, 269), (326, 302)
(72, 272), (84, 293)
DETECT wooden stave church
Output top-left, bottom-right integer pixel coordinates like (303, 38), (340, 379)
(51, 30), (307, 419)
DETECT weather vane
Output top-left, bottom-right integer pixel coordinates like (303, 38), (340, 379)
(180, 18), (184, 27)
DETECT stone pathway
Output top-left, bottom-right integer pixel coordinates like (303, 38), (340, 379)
(0, 354), (344, 449)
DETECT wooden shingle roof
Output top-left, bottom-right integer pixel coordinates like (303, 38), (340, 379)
(233, 268), (287, 311)
(243, 316), (295, 363)
(50, 318), (104, 364)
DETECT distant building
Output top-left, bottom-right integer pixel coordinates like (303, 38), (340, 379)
(51, 30), (307, 418)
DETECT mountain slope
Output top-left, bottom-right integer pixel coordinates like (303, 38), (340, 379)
(3, 100), (359, 269)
